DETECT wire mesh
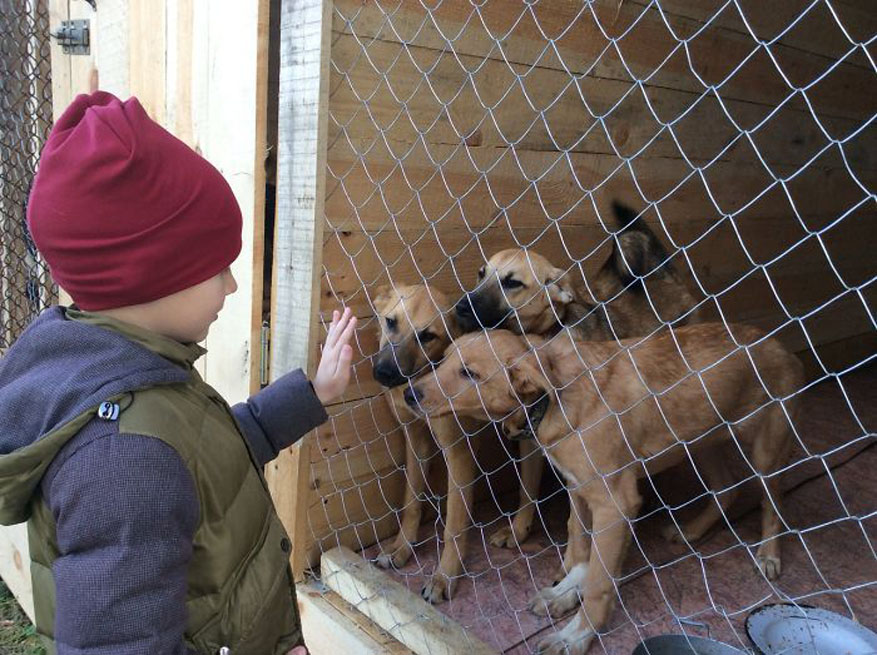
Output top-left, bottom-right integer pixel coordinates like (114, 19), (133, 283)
(0, 0), (55, 351)
(309, 1), (875, 653)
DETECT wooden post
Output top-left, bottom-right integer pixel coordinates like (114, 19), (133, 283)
(266, 0), (332, 580)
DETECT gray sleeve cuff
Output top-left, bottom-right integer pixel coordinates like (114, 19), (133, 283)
(232, 368), (329, 466)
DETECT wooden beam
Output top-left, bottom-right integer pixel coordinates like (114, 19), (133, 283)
(298, 581), (414, 655)
(48, 0), (71, 123)
(267, 0), (332, 580)
(128, 0), (166, 122)
(169, 0), (194, 147)
(321, 546), (499, 655)
(0, 524), (34, 622)
(93, 0), (128, 96)
(249, 0), (271, 395)
(194, 2), (264, 403)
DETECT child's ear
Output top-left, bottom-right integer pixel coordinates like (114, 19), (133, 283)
(546, 267), (574, 305)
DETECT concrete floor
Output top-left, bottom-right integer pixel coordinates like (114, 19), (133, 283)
(359, 366), (877, 654)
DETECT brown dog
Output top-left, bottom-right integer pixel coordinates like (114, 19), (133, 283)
(456, 202), (698, 341)
(407, 325), (803, 654)
(370, 283), (484, 603)
(458, 203), (702, 552)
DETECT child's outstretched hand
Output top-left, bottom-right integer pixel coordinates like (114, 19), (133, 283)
(312, 307), (357, 405)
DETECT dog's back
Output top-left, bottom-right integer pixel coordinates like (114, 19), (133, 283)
(543, 323), (803, 453)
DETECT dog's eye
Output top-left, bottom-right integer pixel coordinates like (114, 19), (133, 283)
(385, 317), (397, 332)
(501, 276), (525, 290)
(418, 330), (437, 344)
(459, 366), (480, 381)
(477, 266), (486, 280)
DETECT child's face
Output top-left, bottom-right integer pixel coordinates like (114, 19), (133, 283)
(155, 268), (238, 342)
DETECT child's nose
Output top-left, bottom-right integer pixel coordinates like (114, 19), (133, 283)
(225, 269), (238, 295)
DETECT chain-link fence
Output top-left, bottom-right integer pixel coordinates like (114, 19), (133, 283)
(1, 0), (55, 352)
(309, 0), (876, 653)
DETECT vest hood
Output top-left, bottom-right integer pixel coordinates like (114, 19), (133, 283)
(0, 307), (195, 524)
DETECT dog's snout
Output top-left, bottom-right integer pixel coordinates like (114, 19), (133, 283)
(455, 295), (474, 319)
(373, 360), (394, 381)
(403, 386), (424, 407)
(372, 357), (408, 388)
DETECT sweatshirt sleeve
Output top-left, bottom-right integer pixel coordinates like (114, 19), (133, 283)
(44, 429), (199, 655)
(232, 368), (329, 466)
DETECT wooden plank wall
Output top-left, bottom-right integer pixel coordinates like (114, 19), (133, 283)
(301, 0), (876, 565)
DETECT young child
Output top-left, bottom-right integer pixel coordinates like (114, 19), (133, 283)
(0, 91), (355, 654)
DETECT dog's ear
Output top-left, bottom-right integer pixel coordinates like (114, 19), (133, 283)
(371, 284), (392, 310)
(546, 267), (575, 306)
(609, 202), (673, 284)
(508, 352), (551, 398)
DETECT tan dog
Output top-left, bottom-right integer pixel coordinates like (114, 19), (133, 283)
(370, 283), (484, 603)
(457, 203), (701, 552)
(406, 325), (803, 654)
(455, 202), (698, 341)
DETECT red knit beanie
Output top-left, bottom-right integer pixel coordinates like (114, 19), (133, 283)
(27, 91), (242, 310)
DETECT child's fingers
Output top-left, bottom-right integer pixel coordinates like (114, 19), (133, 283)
(325, 308), (348, 349)
(324, 312), (339, 348)
(337, 315), (357, 348)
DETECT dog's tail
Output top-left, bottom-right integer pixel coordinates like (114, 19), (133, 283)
(607, 201), (675, 288)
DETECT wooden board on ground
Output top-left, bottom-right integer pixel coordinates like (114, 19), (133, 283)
(321, 546), (499, 655)
(298, 581), (414, 655)
(0, 524), (33, 622)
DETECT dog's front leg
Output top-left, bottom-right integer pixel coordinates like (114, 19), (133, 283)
(490, 438), (544, 549)
(554, 493), (592, 585)
(376, 418), (436, 570)
(421, 418), (476, 603)
(537, 473), (641, 655)
(531, 491), (591, 618)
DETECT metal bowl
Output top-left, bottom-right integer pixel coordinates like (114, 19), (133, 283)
(633, 634), (748, 655)
(746, 603), (877, 655)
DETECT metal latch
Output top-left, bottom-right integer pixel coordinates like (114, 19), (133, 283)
(260, 321), (271, 386)
(53, 19), (90, 55)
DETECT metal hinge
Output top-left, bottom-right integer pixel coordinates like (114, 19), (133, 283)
(260, 321), (270, 386)
(53, 19), (90, 55)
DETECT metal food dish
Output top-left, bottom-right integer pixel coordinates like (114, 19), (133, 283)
(746, 603), (877, 654)
(632, 634), (748, 655)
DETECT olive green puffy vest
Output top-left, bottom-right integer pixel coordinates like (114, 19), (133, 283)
(24, 314), (303, 655)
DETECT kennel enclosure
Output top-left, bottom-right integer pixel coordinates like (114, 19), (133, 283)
(0, 0), (874, 653)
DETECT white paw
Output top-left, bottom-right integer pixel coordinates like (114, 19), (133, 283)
(529, 563), (586, 618)
(421, 573), (453, 603)
(375, 543), (412, 569)
(661, 522), (686, 544)
(489, 523), (530, 549)
(756, 550), (782, 580)
(536, 614), (595, 655)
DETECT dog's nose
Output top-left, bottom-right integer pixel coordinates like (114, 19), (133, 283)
(372, 360), (395, 383)
(403, 386), (423, 407)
